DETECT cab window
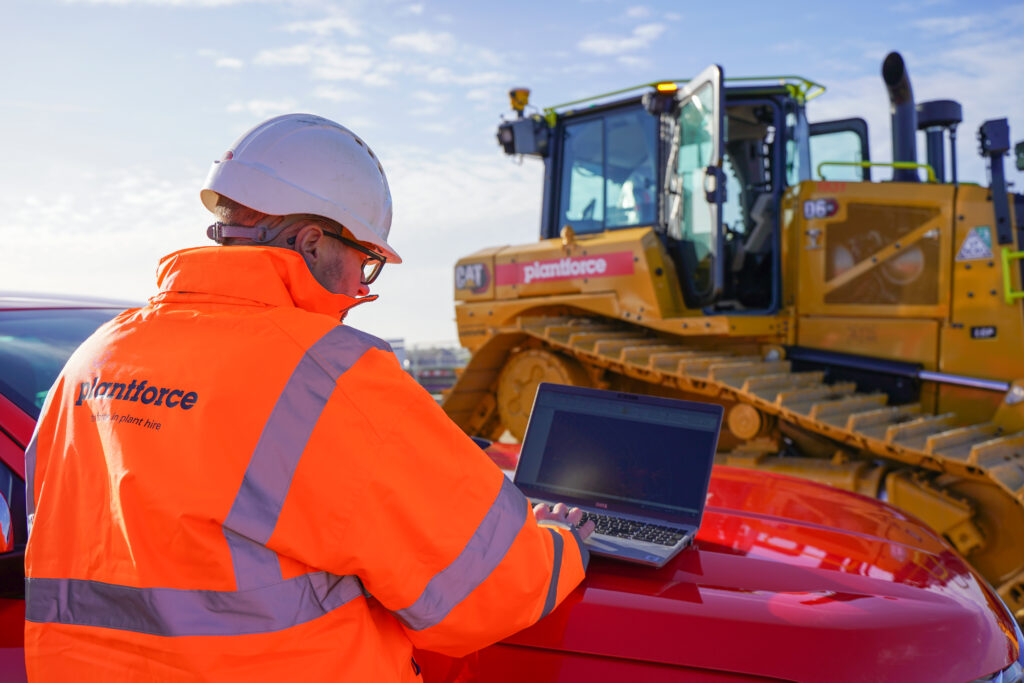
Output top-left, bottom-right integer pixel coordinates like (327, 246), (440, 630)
(558, 108), (657, 235)
(811, 130), (865, 180)
(809, 118), (870, 181)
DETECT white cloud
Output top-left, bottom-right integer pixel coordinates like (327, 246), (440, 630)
(400, 3), (424, 15)
(283, 15), (359, 37)
(415, 122), (453, 135)
(617, 55), (648, 68)
(473, 48), (504, 68)
(313, 85), (366, 102)
(912, 15), (986, 35)
(464, 88), (491, 102)
(411, 65), (510, 87)
(410, 105), (442, 117)
(578, 23), (665, 55)
(198, 48), (244, 68)
(7, 100), (101, 114)
(215, 57), (244, 69)
(625, 6), (650, 18)
(336, 115), (376, 132)
(311, 49), (378, 81)
(253, 44), (392, 86)
(64, 0), (260, 5)
(253, 45), (314, 66)
(770, 41), (802, 54)
(891, 0), (953, 12)
(226, 98), (297, 117)
(389, 31), (456, 55)
(412, 90), (448, 104)
(375, 61), (406, 75)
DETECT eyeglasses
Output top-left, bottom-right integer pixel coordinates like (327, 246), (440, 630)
(322, 231), (387, 285)
(287, 227), (387, 285)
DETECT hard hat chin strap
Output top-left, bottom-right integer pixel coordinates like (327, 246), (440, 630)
(206, 222), (292, 245)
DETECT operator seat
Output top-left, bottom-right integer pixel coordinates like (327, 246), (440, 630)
(731, 193), (774, 272)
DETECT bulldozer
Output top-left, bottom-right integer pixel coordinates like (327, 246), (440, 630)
(442, 52), (1024, 620)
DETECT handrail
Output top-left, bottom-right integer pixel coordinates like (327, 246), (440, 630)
(1001, 247), (1024, 305)
(541, 75), (826, 125)
(816, 160), (938, 183)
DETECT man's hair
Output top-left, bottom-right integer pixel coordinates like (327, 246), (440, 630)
(213, 196), (275, 227)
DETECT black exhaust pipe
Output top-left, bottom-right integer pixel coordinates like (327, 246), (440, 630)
(882, 52), (919, 182)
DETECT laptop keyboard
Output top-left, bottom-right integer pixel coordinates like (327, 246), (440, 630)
(579, 512), (685, 546)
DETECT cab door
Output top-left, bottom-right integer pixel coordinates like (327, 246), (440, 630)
(666, 64), (726, 308)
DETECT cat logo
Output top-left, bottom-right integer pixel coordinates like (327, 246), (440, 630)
(455, 263), (490, 294)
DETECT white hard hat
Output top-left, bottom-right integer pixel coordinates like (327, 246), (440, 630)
(201, 113), (401, 263)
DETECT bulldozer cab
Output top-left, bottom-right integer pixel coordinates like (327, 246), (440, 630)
(516, 66), (869, 316)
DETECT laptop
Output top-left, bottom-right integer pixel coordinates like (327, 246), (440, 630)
(513, 383), (723, 568)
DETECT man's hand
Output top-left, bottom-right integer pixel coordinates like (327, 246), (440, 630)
(533, 502), (596, 542)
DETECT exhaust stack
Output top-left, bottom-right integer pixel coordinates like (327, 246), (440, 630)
(882, 52), (920, 182)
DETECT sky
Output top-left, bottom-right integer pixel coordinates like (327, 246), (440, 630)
(2, 0), (1023, 345)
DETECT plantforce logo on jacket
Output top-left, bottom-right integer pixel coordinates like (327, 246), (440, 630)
(75, 376), (199, 410)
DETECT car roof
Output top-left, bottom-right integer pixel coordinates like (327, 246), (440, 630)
(0, 291), (139, 310)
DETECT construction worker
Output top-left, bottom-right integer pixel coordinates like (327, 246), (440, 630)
(24, 113), (594, 681)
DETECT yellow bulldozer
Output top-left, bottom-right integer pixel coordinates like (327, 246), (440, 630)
(442, 52), (1024, 619)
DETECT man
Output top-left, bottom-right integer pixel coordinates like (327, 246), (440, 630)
(24, 114), (593, 681)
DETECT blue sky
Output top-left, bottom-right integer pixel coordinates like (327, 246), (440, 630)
(2, 0), (1022, 343)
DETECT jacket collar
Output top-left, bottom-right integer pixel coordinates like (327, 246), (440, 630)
(152, 246), (373, 319)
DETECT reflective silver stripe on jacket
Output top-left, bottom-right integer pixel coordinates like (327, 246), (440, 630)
(393, 476), (529, 631)
(25, 572), (364, 637)
(540, 528), (563, 619)
(223, 326), (391, 589)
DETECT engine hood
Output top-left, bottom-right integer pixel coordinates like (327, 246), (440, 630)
(504, 465), (1018, 682)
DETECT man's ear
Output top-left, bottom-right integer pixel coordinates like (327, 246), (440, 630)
(291, 223), (325, 264)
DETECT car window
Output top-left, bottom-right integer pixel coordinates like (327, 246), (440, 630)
(0, 308), (123, 419)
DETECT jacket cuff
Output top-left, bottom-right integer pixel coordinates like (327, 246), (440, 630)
(537, 521), (590, 571)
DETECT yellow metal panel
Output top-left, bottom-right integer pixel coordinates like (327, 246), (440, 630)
(492, 227), (678, 319)
(939, 184), (1024, 421)
(455, 294), (786, 347)
(797, 316), (939, 369)
(790, 180), (954, 319)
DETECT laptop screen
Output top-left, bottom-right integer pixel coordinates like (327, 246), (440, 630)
(515, 384), (723, 522)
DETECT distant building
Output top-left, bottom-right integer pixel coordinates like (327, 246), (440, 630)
(389, 339), (468, 399)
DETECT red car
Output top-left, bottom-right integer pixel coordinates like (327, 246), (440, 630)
(1, 294), (1021, 682)
(0, 293), (139, 681)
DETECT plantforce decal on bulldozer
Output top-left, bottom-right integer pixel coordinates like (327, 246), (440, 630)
(495, 252), (635, 286)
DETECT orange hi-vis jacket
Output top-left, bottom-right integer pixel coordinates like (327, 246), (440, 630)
(24, 246), (589, 681)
